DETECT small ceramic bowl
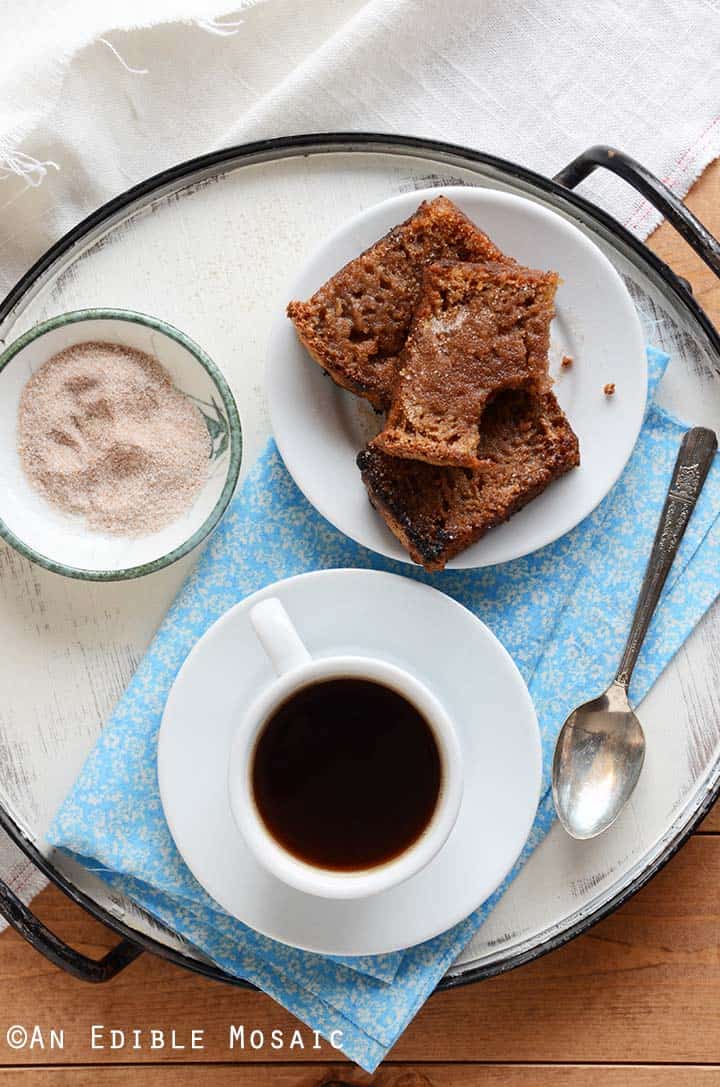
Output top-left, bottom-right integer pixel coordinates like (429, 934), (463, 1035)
(0, 309), (242, 580)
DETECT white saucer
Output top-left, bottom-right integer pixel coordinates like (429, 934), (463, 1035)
(267, 186), (647, 568)
(157, 569), (541, 956)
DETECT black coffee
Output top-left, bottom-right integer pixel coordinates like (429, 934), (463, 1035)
(251, 677), (442, 871)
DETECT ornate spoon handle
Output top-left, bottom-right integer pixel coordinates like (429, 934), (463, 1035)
(615, 426), (717, 688)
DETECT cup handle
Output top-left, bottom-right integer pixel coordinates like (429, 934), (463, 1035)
(250, 598), (312, 676)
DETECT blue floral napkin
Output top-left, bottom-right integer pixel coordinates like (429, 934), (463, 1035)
(49, 347), (720, 1072)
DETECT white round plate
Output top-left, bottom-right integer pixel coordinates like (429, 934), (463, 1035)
(157, 569), (541, 956)
(267, 186), (647, 568)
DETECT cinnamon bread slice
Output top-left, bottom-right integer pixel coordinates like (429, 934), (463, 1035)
(287, 196), (514, 410)
(357, 390), (580, 571)
(372, 261), (558, 469)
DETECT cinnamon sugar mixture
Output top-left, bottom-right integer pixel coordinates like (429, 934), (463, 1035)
(17, 341), (210, 535)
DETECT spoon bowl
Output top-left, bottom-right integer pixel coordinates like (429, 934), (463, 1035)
(552, 681), (645, 839)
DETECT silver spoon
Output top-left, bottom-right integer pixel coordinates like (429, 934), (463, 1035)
(552, 425), (717, 840)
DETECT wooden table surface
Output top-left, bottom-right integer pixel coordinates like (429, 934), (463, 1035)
(0, 158), (719, 1087)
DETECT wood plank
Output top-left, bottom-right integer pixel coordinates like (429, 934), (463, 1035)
(1, 1065), (720, 1085)
(699, 804), (720, 832)
(3, 836), (720, 1065)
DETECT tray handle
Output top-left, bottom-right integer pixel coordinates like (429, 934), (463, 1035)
(554, 145), (720, 283)
(0, 872), (142, 982)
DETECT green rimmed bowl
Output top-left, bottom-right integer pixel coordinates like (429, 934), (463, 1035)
(0, 309), (242, 580)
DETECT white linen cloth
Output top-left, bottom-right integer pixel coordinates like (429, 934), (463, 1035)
(0, 0), (719, 925)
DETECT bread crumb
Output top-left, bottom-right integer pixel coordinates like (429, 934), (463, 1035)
(604, 382), (616, 396)
(561, 355), (573, 369)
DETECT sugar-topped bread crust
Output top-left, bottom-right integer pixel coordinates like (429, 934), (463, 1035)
(287, 196), (514, 410)
(372, 260), (558, 469)
(358, 389), (580, 571)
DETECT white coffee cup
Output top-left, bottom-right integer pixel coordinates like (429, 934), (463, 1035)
(227, 597), (464, 900)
